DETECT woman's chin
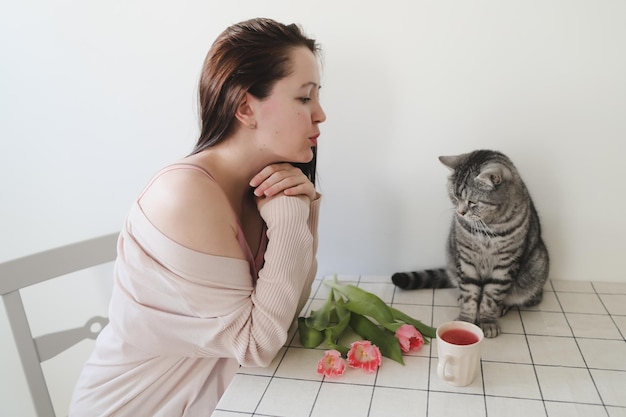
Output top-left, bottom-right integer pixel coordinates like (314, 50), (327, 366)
(303, 148), (315, 162)
(291, 150), (314, 164)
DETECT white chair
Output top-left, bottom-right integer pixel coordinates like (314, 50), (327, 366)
(0, 233), (118, 417)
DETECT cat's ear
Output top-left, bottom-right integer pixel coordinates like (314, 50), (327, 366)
(439, 154), (465, 172)
(476, 164), (510, 190)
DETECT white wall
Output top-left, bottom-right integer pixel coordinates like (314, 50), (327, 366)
(2, 1), (625, 415)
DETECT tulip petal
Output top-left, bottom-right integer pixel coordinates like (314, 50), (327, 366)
(317, 349), (346, 377)
(347, 341), (382, 372)
(395, 324), (424, 353)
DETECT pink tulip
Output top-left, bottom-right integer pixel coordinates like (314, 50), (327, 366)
(317, 349), (346, 377)
(347, 340), (382, 372)
(395, 324), (424, 353)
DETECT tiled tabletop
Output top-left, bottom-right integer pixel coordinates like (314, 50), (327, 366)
(212, 275), (626, 417)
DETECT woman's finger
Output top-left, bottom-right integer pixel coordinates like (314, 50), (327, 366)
(251, 165), (310, 197)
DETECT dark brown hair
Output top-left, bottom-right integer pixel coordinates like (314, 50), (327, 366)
(191, 18), (320, 183)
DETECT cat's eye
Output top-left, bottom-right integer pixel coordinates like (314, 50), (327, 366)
(468, 201), (478, 208)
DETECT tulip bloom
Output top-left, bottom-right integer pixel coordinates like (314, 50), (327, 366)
(395, 324), (424, 353)
(347, 340), (382, 372)
(317, 350), (346, 377)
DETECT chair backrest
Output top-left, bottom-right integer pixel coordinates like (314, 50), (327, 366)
(0, 233), (118, 417)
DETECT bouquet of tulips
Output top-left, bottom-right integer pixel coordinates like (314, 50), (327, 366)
(298, 276), (437, 376)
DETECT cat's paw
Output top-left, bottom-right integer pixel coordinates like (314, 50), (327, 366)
(480, 321), (501, 338)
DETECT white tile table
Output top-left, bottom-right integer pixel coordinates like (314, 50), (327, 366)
(212, 275), (626, 417)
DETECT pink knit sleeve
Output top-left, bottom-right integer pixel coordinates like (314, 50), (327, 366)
(197, 195), (318, 366)
(295, 195), (321, 316)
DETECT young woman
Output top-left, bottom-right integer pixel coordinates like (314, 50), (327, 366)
(70, 18), (326, 416)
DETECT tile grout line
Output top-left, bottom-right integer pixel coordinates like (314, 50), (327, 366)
(480, 347), (488, 416)
(306, 376), (324, 417)
(358, 274), (380, 417)
(552, 283), (609, 414)
(518, 280), (549, 417)
(592, 281), (626, 342)
(426, 286), (435, 417)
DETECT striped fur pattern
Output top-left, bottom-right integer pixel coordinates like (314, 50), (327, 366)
(392, 150), (549, 337)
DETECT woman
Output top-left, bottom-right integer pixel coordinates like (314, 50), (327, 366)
(70, 17), (326, 416)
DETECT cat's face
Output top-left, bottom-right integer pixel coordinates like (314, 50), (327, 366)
(440, 151), (516, 225)
(448, 185), (501, 224)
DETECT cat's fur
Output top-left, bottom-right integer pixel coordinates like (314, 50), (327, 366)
(392, 150), (549, 337)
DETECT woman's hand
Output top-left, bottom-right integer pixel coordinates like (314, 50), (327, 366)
(249, 163), (316, 201)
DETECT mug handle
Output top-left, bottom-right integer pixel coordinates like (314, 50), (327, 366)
(437, 354), (456, 383)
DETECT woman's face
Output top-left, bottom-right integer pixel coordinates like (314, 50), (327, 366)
(251, 46), (326, 164)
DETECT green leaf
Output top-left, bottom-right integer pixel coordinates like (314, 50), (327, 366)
(334, 294), (349, 320)
(298, 317), (325, 348)
(326, 300), (351, 341)
(325, 280), (395, 325)
(324, 329), (349, 356)
(390, 307), (437, 339)
(304, 288), (336, 331)
(349, 313), (404, 365)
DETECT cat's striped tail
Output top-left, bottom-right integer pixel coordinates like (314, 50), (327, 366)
(391, 268), (454, 290)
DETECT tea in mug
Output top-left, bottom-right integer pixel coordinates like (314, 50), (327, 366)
(440, 328), (480, 346)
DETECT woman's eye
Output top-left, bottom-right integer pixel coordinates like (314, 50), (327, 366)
(299, 97), (311, 104)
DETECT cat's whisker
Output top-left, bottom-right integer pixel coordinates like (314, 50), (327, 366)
(478, 219), (498, 243)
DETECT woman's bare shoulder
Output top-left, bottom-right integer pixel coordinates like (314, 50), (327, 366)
(137, 167), (244, 259)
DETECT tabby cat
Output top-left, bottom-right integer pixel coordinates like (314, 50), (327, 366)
(392, 150), (549, 338)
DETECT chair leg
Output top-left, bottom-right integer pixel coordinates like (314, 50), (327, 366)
(4, 291), (56, 417)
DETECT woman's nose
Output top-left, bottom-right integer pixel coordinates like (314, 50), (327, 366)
(314, 102), (327, 124)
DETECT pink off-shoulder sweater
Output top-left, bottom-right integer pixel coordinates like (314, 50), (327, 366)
(69, 166), (320, 417)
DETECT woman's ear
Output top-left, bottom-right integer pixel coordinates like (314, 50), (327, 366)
(235, 93), (257, 129)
